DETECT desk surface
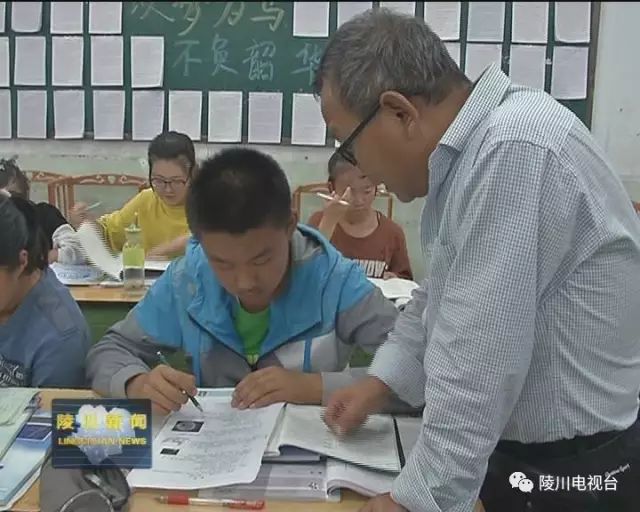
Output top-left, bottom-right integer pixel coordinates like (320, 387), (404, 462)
(69, 286), (146, 303)
(15, 389), (368, 512)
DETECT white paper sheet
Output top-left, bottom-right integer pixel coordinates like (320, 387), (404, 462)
(14, 36), (45, 85)
(169, 90), (202, 141)
(208, 91), (242, 143)
(555, 2), (591, 43)
(291, 93), (326, 146)
(131, 36), (164, 88)
(465, 43), (502, 81)
(275, 405), (400, 473)
(11, 1), (41, 32)
(326, 460), (393, 498)
(293, 2), (329, 37)
(90, 36), (123, 86)
(337, 2), (371, 27)
(248, 92), (282, 144)
(93, 90), (124, 140)
(54, 90), (84, 139)
(52, 36), (83, 86)
(368, 277), (419, 300)
(511, 2), (548, 44)
(0, 3), (6, 32)
(50, 263), (104, 285)
(551, 46), (588, 100)
(132, 90), (165, 141)
(0, 37), (8, 86)
(50, 1), (83, 34)
(0, 90), (10, 139)
(379, 2), (415, 16)
(17, 90), (46, 139)
(509, 45), (546, 90)
(468, 2), (505, 42)
(424, 2), (460, 40)
(127, 396), (284, 490)
(445, 42), (461, 67)
(89, 2), (122, 34)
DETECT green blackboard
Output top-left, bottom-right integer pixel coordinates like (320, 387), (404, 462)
(5, 1), (598, 143)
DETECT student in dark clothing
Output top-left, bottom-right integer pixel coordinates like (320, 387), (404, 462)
(0, 158), (84, 264)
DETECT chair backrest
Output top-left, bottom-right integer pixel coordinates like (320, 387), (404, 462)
(54, 174), (149, 218)
(292, 182), (394, 222)
(24, 170), (66, 206)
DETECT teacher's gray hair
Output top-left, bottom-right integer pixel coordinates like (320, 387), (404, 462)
(314, 9), (469, 117)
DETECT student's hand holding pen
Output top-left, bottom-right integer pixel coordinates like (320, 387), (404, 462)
(317, 187), (352, 239)
(126, 365), (198, 415)
(69, 202), (101, 229)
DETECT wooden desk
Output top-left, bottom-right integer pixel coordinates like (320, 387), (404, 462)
(18, 390), (485, 512)
(69, 286), (145, 304)
(15, 389), (368, 512)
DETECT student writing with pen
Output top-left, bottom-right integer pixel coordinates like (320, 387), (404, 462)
(86, 148), (403, 414)
(308, 153), (412, 280)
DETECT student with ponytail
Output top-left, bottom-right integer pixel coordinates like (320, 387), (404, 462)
(0, 195), (90, 387)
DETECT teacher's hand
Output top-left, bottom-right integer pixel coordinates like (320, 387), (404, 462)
(359, 494), (407, 512)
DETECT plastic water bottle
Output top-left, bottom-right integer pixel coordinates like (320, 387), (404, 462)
(122, 215), (145, 290)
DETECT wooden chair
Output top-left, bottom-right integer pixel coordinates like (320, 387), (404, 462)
(24, 170), (66, 206)
(54, 174), (148, 217)
(292, 182), (394, 220)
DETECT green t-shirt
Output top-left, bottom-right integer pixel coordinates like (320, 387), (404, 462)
(233, 303), (270, 365)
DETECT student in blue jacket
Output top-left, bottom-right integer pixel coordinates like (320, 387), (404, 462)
(0, 195), (90, 387)
(87, 148), (399, 414)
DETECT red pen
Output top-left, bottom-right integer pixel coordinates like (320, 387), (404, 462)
(156, 494), (265, 509)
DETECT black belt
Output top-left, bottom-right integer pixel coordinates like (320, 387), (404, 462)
(496, 429), (624, 461)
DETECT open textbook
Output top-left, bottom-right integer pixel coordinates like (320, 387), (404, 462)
(201, 416), (423, 501)
(73, 222), (170, 282)
(266, 405), (401, 473)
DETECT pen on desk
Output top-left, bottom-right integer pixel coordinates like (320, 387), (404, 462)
(156, 495), (265, 509)
(156, 351), (203, 412)
(316, 192), (350, 206)
(86, 201), (102, 211)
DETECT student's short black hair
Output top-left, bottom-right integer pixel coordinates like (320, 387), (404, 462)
(0, 157), (30, 199)
(327, 152), (355, 183)
(147, 131), (197, 178)
(186, 148), (292, 235)
(0, 195), (48, 272)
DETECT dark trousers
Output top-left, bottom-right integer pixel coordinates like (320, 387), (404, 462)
(480, 419), (640, 512)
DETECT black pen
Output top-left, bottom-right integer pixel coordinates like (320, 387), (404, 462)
(156, 351), (203, 412)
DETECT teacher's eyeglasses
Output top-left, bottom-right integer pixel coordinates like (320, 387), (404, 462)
(335, 104), (380, 167)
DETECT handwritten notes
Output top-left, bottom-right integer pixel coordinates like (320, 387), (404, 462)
(93, 91), (125, 140)
(248, 92), (282, 144)
(14, 36), (45, 86)
(424, 2), (461, 41)
(54, 90), (85, 139)
(379, 2), (415, 16)
(0, 90), (10, 139)
(17, 90), (46, 139)
(132, 91), (165, 141)
(337, 2), (372, 27)
(510, 45), (546, 90)
(465, 44), (502, 81)
(52, 37), (83, 86)
(0, 37), (7, 87)
(91, 36), (123, 86)
(293, 2), (329, 37)
(169, 90), (202, 141)
(50, 1), (83, 34)
(291, 93), (326, 146)
(555, 2), (591, 43)
(208, 91), (243, 143)
(11, 2), (41, 32)
(89, 2), (122, 34)
(468, 2), (505, 42)
(551, 46), (589, 99)
(512, 2), (548, 44)
(131, 36), (164, 88)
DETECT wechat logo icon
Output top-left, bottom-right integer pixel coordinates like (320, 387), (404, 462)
(510, 472), (534, 493)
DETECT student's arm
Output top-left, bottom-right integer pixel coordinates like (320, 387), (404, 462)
(97, 192), (146, 252)
(51, 224), (86, 264)
(147, 233), (190, 259)
(86, 264), (187, 399)
(31, 329), (89, 388)
(388, 224), (413, 280)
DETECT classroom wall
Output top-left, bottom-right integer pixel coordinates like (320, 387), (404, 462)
(1, 1), (636, 283)
(591, 2), (640, 200)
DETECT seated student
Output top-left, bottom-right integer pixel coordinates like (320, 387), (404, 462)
(86, 148), (398, 413)
(71, 131), (195, 259)
(0, 195), (90, 387)
(0, 158), (84, 265)
(308, 154), (413, 280)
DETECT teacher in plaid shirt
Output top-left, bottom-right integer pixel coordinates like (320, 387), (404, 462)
(316, 9), (640, 512)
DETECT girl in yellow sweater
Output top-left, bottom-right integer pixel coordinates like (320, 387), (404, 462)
(72, 132), (195, 259)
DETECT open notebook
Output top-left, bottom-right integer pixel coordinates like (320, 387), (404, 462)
(73, 222), (170, 282)
(265, 405), (401, 473)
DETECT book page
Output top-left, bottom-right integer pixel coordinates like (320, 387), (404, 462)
(326, 459), (394, 497)
(279, 405), (400, 472)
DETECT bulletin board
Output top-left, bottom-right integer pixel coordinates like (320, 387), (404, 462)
(1, 1), (599, 145)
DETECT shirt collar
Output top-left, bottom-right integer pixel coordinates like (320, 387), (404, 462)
(438, 64), (512, 152)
